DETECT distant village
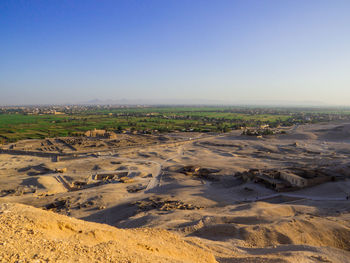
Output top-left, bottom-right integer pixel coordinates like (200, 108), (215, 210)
(2, 105), (349, 123)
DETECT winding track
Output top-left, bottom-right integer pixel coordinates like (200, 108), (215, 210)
(145, 146), (184, 193)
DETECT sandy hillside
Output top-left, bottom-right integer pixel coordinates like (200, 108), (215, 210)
(0, 203), (216, 263)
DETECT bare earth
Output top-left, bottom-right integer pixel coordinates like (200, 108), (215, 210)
(0, 203), (215, 263)
(1, 122), (350, 262)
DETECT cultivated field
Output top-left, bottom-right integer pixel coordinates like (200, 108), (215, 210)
(1, 106), (349, 142)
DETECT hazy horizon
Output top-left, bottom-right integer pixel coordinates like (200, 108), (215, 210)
(1, 0), (350, 106)
(0, 97), (345, 108)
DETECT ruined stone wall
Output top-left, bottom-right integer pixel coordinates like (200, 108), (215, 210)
(0, 148), (61, 158)
(0, 149), (82, 161)
(280, 171), (308, 187)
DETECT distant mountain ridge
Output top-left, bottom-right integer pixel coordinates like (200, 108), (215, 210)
(79, 98), (328, 107)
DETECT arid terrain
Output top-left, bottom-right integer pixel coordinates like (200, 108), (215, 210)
(1, 122), (350, 262)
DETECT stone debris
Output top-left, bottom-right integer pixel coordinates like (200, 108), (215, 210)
(134, 197), (202, 212)
(0, 186), (36, 197)
(45, 199), (70, 212)
(127, 184), (146, 193)
(55, 167), (67, 173)
(178, 165), (221, 181)
(45, 195), (104, 214)
(119, 176), (134, 183)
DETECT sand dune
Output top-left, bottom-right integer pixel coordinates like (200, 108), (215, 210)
(0, 203), (216, 263)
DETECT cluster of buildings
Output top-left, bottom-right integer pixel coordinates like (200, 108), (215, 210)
(237, 167), (339, 191)
(84, 129), (118, 139)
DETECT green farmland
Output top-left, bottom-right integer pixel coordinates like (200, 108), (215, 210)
(0, 106), (348, 143)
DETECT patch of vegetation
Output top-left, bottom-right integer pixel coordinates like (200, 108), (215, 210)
(0, 106), (349, 143)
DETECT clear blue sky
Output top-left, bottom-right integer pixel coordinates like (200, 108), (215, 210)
(1, 0), (350, 105)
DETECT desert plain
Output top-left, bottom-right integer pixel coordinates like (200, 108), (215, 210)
(1, 122), (350, 262)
